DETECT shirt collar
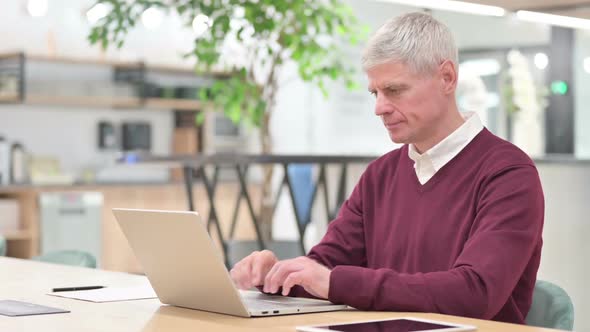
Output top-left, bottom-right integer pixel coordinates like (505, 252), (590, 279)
(408, 112), (484, 172)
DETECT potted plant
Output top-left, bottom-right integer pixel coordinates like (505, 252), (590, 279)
(502, 49), (547, 157)
(88, 0), (365, 239)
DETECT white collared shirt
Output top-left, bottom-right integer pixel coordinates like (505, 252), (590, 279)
(408, 112), (484, 185)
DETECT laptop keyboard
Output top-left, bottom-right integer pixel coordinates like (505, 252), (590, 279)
(240, 291), (328, 310)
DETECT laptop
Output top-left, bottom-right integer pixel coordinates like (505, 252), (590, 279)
(112, 208), (348, 317)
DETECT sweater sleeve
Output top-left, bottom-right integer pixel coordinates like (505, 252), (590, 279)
(307, 175), (368, 269)
(287, 172), (368, 298)
(327, 164), (544, 319)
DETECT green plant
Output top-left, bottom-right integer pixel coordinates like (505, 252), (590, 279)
(89, 0), (364, 132)
(88, 0), (366, 238)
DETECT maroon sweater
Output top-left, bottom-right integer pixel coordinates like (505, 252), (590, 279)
(293, 128), (544, 324)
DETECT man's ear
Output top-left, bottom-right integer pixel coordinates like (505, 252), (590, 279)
(439, 60), (458, 95)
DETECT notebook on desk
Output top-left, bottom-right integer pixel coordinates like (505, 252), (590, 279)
(112, 208), (347, 317)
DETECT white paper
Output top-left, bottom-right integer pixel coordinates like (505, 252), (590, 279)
(48, 284), (157, 303)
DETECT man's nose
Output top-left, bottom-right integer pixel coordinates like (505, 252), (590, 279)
(374, 94), (393, 116)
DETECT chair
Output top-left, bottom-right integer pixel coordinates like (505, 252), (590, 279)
(31, 250), (97, 268)
(526, 280), (574, 331)
(0, 235), (6, 256)
(287, 164), (315, 225)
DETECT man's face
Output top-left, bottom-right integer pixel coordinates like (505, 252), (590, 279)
(367, 61), (452, 146)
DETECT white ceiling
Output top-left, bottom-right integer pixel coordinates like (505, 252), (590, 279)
(464, 0), (590, 18)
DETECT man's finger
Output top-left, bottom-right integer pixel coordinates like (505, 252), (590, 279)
(237, 259), (254, 289)
(281, 271), (305, 296)
(251, 254), (274, 286)
(267, 261), (303, 294)
(263, 261), (283, 293)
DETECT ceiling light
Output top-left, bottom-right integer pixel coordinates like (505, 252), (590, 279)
(192, 14), (213, 37)
(534, 53), (549, 70)
(375, 0), (505, 17)
(86, 3), (109, 24)
(27, 0), (48, 17)
(517, 10), (590, 30)
(584, 57), (590, 74)
(141, 7), (163, 30)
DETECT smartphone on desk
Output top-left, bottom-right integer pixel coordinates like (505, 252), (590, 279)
(296, 317), (476, 332)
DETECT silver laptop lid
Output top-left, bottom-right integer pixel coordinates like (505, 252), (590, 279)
(112, 208), (250, 317)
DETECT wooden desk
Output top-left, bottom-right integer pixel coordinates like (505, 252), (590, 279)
(0, 257), (561, 332)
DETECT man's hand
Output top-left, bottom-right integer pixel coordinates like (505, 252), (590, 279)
(263, 256), (331, 299)
(230, 250), (278, 290)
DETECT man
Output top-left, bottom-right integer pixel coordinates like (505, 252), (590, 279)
(230, 12), (544, 325)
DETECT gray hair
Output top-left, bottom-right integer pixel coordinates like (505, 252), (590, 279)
(362, 12), (458, 75)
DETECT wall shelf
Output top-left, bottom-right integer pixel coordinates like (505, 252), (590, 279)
(26, 95), (142, 109)
(0, 52), (227, 111)
(25, 53), (231, 78)
(0, 94), (208, 111)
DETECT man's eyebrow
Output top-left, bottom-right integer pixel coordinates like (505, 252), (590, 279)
(368, 82), (409, 93)
(383, 82), (409, 90)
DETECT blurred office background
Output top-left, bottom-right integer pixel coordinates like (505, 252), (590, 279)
(0, 0), (588, 329)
